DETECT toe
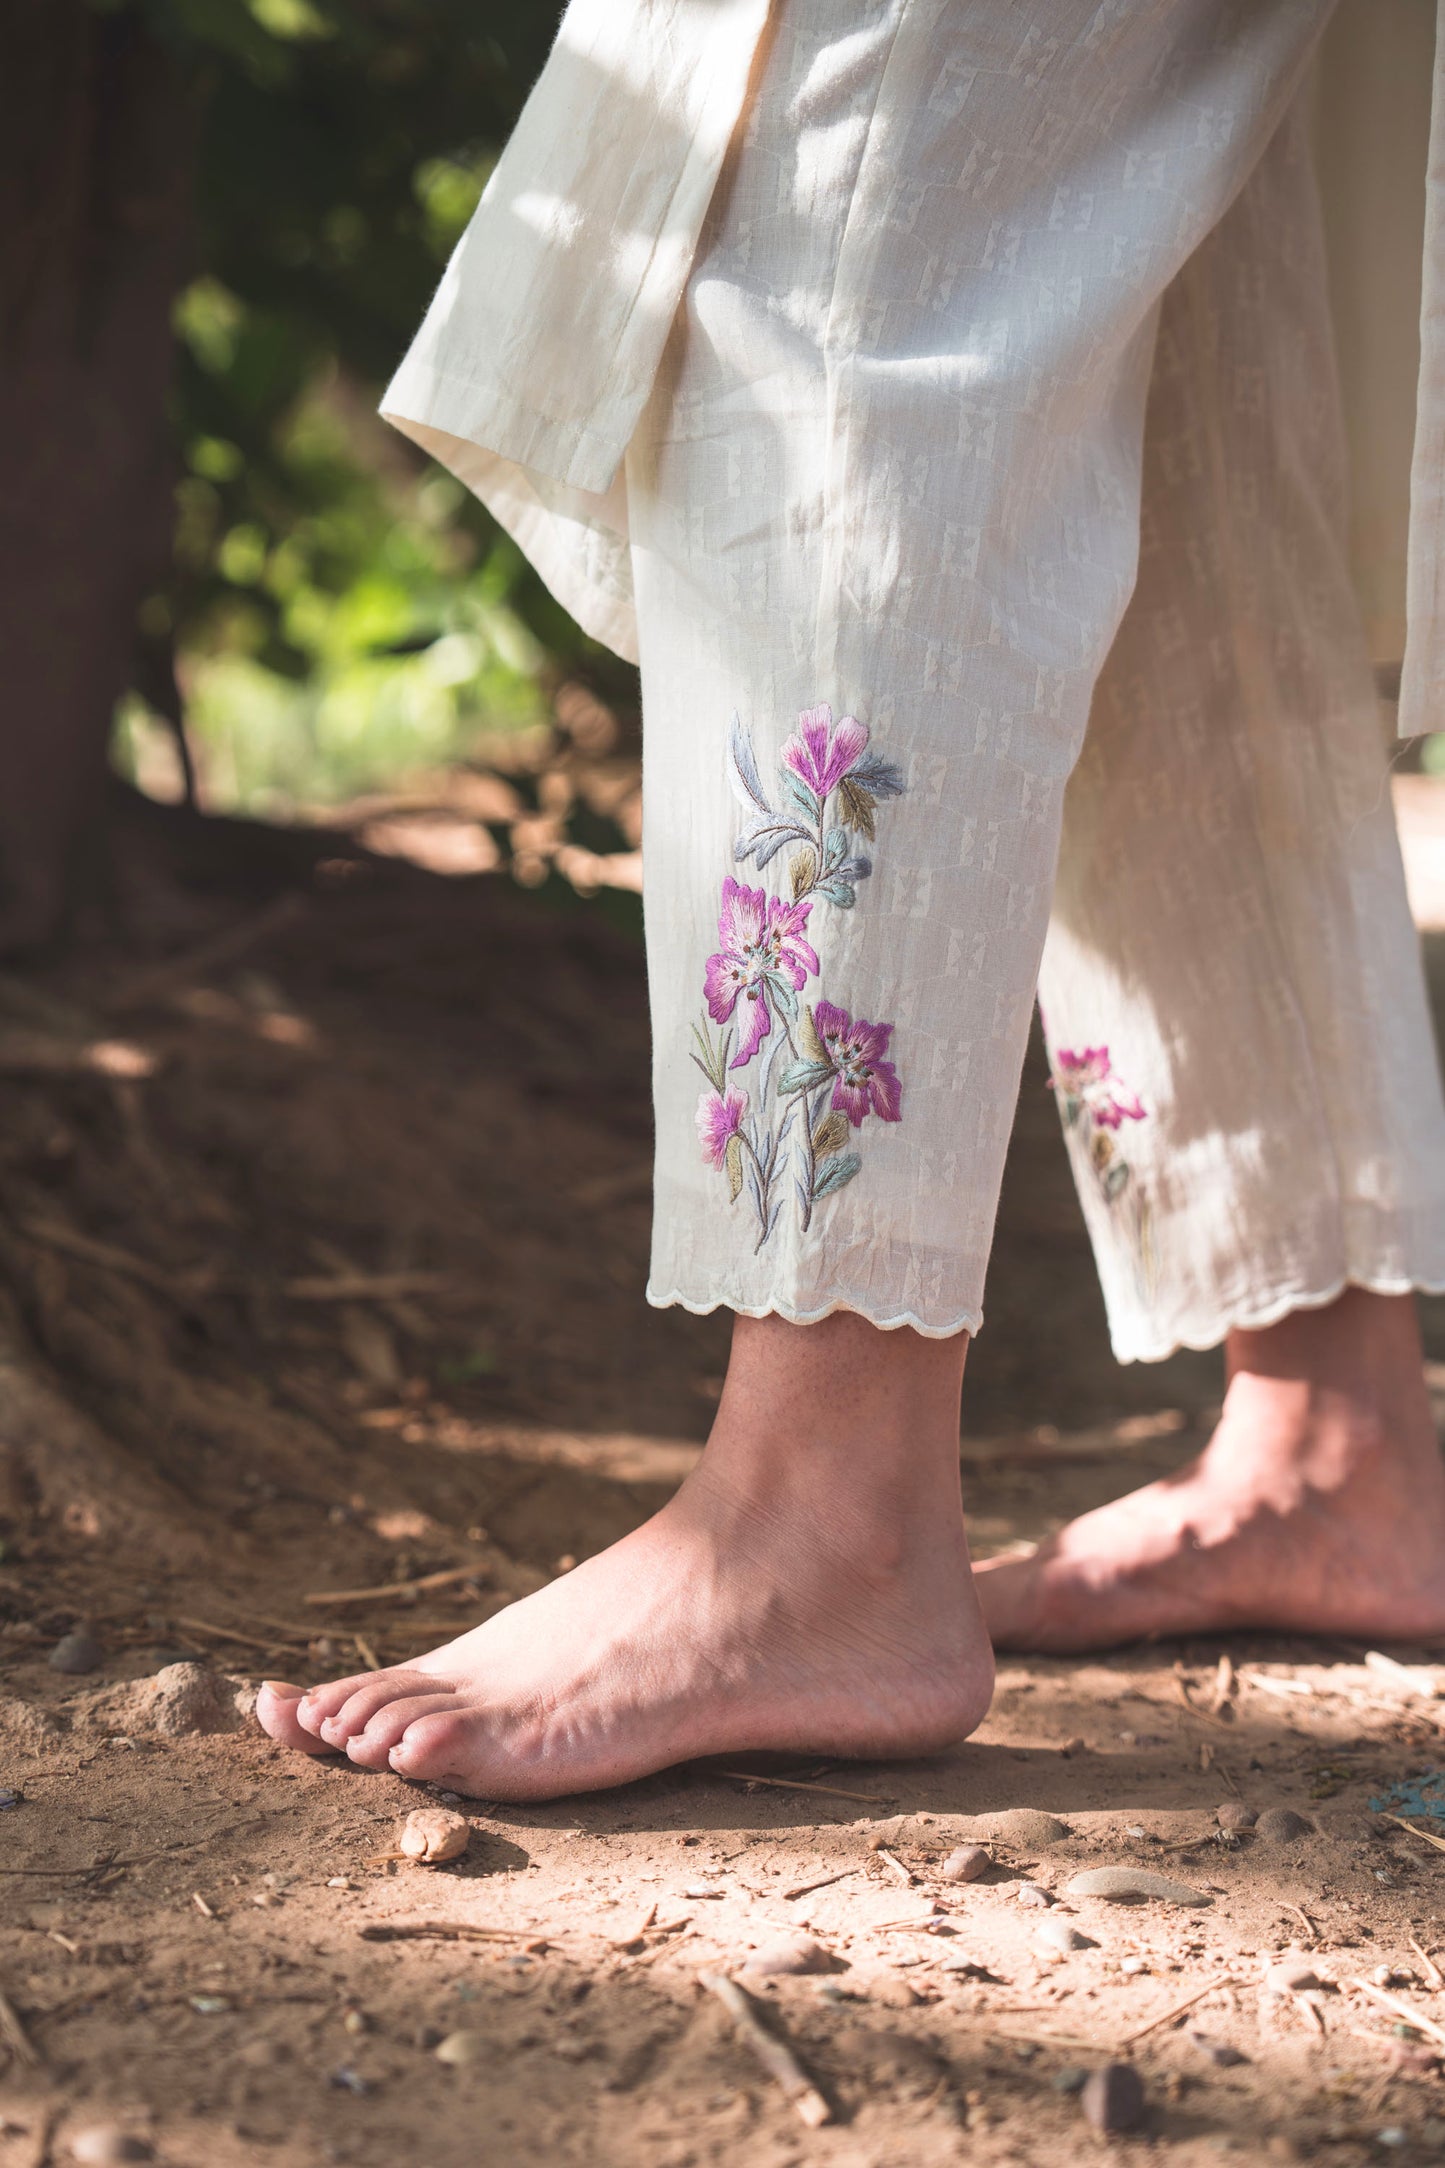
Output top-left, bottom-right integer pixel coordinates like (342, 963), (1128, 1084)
(317, 1668), (439, 1746)
(255, 1680), (336, 1757)
(388, 1708), (509, 1796)
(295, 1674), (372, 1736)
(343, 1691), (465, 1770)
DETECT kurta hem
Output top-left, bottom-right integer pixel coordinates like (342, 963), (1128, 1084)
(1111, 1264), (1445, 1365)
(644, 1283), (983, 1341)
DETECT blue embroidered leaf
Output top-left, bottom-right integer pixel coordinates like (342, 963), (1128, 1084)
(727, 713), (772, 817)
(813, 1150), (862, 1198)
(779, 1058), (834, 1095)
(822, 825), (848, 871)
(1060, 1095), (1083, 1129)
(764, 1196), (783, 1243)
(781, 768), (822, 825)
(836, 853), (872, 884)
(735, 815), (814, 869)
(769, 976), (799, 1023)
(794, 1175), (812, 1217)
(816, 878), (858, 908)
(746, 1162), (765, 1216)
(1103, 1161), (1131, 1200)
(760, 1016), (789, 1096)
(849, 751), (906, 799)
(774, 1102), (795, 1150)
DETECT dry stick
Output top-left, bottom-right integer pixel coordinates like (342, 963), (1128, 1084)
(103, 893), (305, 1015)
(1410, 1937), (1445, 1992)
(175, 1615), (311, 1657)
(354, 1634), (382, 1672)
(303, 1564), (484, 1608)
(986, 2024), (1106, 2053)
(1381, 1813), (1445, 1854)
(19, 1219), (214, 1305)
(359, 1923), (540, 1945)
(781, 1867), (861, 1903)
(714, 1769), (892, 1806)
(1349, 1977), (1445, 2052)
(1117, 1973), (1237, 2049)
(283, 1272), (450, 1303)
(875, 1846), (914, 1887)
(0, 1982), (42, 2069)
(700, 1972), (831, 2129)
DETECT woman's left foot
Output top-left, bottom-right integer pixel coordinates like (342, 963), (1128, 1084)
(257, 1311), (992, 1801)
(975, 1288), (1445, 1652)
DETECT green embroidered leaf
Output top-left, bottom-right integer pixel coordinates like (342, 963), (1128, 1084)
(813, 1150), (862, 1198)
(779, 1058), (834, 1095)
(1060, 1094), (1082, 1129)
(1103, 1161), (1131, 1200)
(691, 1021), (727, 1095)
(839, 776), (877, 839)
(817, 877), (857, 908)
(770, 977), (799, 1022)
(724, 1132), (744, 1203)
(798, 1005), (827, 1064)
(811, 1110), (850, 1158)
(789, 846), (817, 900)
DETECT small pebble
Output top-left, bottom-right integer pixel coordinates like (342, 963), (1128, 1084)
(1066, 1867), (1211, 1907)
(744, 1934), (831, 1978)
(939, 1845), (991, 1884)
(1264, 1955), (1325, 1996)
(1119, 1956), (1150, 1977)
(49, 1630), (102, 1676)
(435, 2030), (489, 2066)
(69, 2130), (154, 2165)
(1254, 1807), (1312, 1844)
(1036, 1916), (1095, 1956)
(1053, 2066), (1089, 2094)
(1189, 2031), (1249, 2067)
(683, 1885), (724, 1900)
(1216, 1802), (1258, 1832)
(868, 1974), (923, 2009)
(1059, 1737), (1087, 1757)
(1081, 2062), (1146, 2134)
(1015, 1881), (1053, 1909)
(342, 2008), (369, 2035)
(399, 1808), (471, 1865)
(329, 2067), (369, 2095)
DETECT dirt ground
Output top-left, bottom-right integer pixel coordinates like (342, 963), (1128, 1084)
(2, 784), (1445, 2168)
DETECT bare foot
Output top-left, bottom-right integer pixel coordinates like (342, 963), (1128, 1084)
(975, 1289), (1445, 1653)
(256, 1313), (991, 1801)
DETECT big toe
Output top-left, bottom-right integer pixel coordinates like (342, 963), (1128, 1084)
(255, 1680), (337, 1756)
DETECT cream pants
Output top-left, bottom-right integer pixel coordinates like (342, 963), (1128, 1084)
(627, 0), (1445, 1359)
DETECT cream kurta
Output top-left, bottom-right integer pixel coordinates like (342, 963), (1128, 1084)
(383, 0), (1445, 732)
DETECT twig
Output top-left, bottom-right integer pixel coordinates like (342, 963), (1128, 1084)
(781, 1868), (861, 1902)
(714, 1770), (892, 1806)
(18, 1219), (215, 1306)
(103, 894), (305, 1015)
(1281, 1903), (1319, 1943)
(700, 1972), (831, 2128)
(1349, 1977), (1445, 2051)
(354, 1633), (382, 1671)
(986, 2024), (1105, 2053)
(1410, 1937), (1445, 1992)
(1380, 1813), (1445, 1854)
(174, 1615), (311, 1656)
(875, 1846), (914, 1887)
(283, 1272), (450, 1304)
(358, 1923), (540, 1944)
(1117, 1974), (1236, 2047)
(303, 1565), (484, 1608)
(192, 1892), (216, 1920)
(0, 1982), (42, 2069)
(1240, 1670), (1314, 1700)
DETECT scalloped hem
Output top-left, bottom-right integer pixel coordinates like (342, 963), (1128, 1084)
(1113, 1266), (1445, 1365)
(645, 1284), (981, 1340)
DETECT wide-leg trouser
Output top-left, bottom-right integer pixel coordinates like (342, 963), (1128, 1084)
(627, 0), (1445, 1358)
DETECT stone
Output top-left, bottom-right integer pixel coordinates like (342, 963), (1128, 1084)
(399, 1807), (471, 1864)
(1066, 1867), (1212, 1907)
(49, 1630), (102, 1676)
(1264, 1954), (1325, 1995)
(1189, 2031), (1249, 2067)
(146, 1663), (236, 1739)
(939, 1844), (991, 1884)
(1036, 1916), (1096, 1956)
(68, 2129), (154, 2164)
(1254, 1808), (1313, 1844)
(959, 1809), (1071, 1848)
(1216, 1802), (1258, 1831)
(867, 1974), (923, 2008)
(435, 2030), (489, 2066)
(744, 1934), (832, 1978)
(1081, 2063), (1147, 2134)
(1015, 1881), (1053, 1908)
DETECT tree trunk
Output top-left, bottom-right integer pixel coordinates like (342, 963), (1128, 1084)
(0, 5), (196, 954)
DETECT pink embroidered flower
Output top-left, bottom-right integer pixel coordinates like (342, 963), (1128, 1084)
(813, 999), (902, 1126)
(1050, 1045), (1145, 1129)
(704, 876), (820, 1066)
(695, 1087), (747, 1168)
(780, 703), (871, 800)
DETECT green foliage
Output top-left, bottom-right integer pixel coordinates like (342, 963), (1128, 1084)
(101, 0), (632, 811)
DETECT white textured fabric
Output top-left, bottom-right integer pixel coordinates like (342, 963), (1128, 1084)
(385, 0), (1445, 1358)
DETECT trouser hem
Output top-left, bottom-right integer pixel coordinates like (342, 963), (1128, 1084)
(1110, 1266), (1445, 1365)
(645, 1283), (981, 1340)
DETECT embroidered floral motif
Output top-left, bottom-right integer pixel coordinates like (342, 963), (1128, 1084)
(691, 703), (907, 1250)
(1048, 1041), (1155, 1298)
